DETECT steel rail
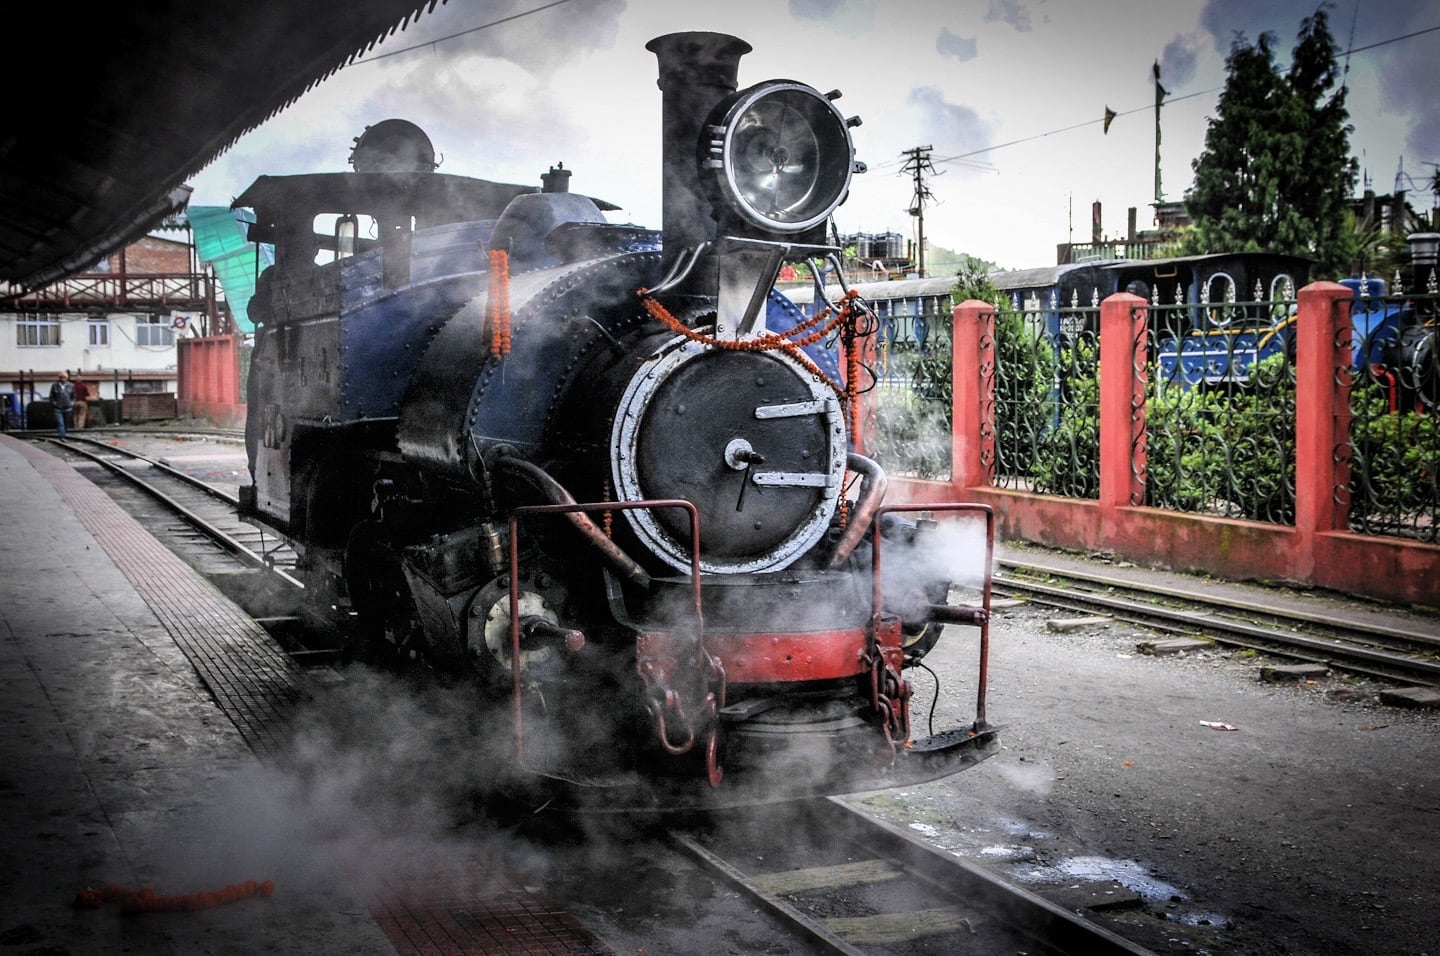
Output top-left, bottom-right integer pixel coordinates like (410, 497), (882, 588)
(47, 436), (303, 589)
(999, 557), (1440, 649)
(996, 559), (1440, 685)
(671, 830), (865, 955)
(60, 433), (242, 504)
(672, 797), (1156, 955)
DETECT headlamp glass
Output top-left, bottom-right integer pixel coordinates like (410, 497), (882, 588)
(711, 82), (853, 233)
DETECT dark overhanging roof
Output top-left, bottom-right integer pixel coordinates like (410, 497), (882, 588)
(1, 0), (456, 292)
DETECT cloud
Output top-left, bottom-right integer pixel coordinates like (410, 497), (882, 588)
(1376, 25), (1440, 166)
(1197, 0), (1270, 52)
(937, 27), (979, 63)
(1158, 31), (1204, 89)
(984, 0), (1035, 32)
(907, 86), (996, 158)
(787, 0), (876, 34)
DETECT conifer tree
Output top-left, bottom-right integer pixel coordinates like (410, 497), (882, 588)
(1183, 9), (1358, 276)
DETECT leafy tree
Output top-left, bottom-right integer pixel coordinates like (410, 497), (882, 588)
(904, 260), (998, 433)
(1183, 8), (1358, 276)
(948, 258), (999, 304)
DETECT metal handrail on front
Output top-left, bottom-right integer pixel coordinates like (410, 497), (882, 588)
(506, 498), (702, 762)
(869, 501), (994, 727)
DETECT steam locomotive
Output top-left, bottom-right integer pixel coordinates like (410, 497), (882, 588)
(236, 32), (997, 811)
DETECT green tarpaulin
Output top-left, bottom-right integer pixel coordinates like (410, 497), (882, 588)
(188, 205), (272, 333)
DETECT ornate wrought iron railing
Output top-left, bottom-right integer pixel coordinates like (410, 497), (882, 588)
(865, 308), (954, 480)
(1142, 298), (1298, 523)
(990, 305), (1099, 498)
(1344, 282), (1440, 542)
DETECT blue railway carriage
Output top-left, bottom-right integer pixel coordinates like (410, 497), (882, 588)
(993, 252), (1313, 387)
(784, 254), (1311, 388)
(782, 274), (959, 383)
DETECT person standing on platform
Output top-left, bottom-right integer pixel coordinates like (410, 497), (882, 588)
(72, 375), (91, 429)
(49, 371), (74, 437)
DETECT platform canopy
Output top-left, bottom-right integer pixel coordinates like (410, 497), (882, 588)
(0, 1), (456, 293)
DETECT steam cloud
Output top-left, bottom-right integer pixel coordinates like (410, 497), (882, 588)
(137, 666), (538, 903)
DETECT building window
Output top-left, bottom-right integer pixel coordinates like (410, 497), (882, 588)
(135, 314), (175, 348)
(88, 318), (110, 347)
(17, 313), (60, 347)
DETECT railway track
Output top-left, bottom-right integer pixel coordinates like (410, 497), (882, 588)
(38, 433), (336, 661)
(32, 429), (1162, 954)
(995, 555), (1440, 687)
(48, 433), (297, 578)
(670, 797), (1153, 955)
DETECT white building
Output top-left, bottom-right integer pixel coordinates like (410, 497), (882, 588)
(0, 234), (216, 428)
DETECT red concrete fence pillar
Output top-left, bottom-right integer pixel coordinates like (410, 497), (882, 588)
(951, 299), (996, 489)
(1099, 292), (1148, 509)
(1294, 282), (1354, 546)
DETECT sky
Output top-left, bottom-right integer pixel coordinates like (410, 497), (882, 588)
(184, 0), (1440, 272)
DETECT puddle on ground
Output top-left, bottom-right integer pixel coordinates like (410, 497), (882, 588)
(1012, 854), (1230, 927)
(978, 843), (1037, 861)
(1015, 854), (1181, 898)
(872, 801), (1232, 931)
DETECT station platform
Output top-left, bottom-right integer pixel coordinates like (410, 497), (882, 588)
(0, 434), (609, 955)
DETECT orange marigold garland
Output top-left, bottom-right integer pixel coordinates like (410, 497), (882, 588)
(635, 287), (864, 422)
(74, 880), (275, 914)
(488, 248), (512, 356)
(842, 312), (863, 439)
(635, 286), (874, 531)
(602, 479), (614, 537)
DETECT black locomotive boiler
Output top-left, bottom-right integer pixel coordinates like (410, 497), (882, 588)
(237, 32), (997, 810)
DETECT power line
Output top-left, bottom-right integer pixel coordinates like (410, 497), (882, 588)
(1345, 22), (1440, 57)
(898, 22), (1440, 169)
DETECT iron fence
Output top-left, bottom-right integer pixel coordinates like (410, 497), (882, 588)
(991, 306), (1099, 498)
(1344, 285), (1440, 542)
(864, 309), (955, 481)
(860, 288), (1440, 543)
(1142, 299), (1298, 523)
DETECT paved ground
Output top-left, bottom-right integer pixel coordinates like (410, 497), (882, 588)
(849, 578), (1440, 955)
(0, 433), (398, 955)
(6, 425), (1439, 955)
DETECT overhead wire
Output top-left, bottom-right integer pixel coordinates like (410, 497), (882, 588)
(865, 22), (1440, 173)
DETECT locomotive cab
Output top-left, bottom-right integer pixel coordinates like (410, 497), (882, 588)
(237, 32), (998, 811)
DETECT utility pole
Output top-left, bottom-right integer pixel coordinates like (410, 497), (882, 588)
(901, 145), (935, 278)
(1153, 61), (1167, 205)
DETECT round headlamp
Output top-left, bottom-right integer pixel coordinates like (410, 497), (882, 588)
(703, 81), (855, 234)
